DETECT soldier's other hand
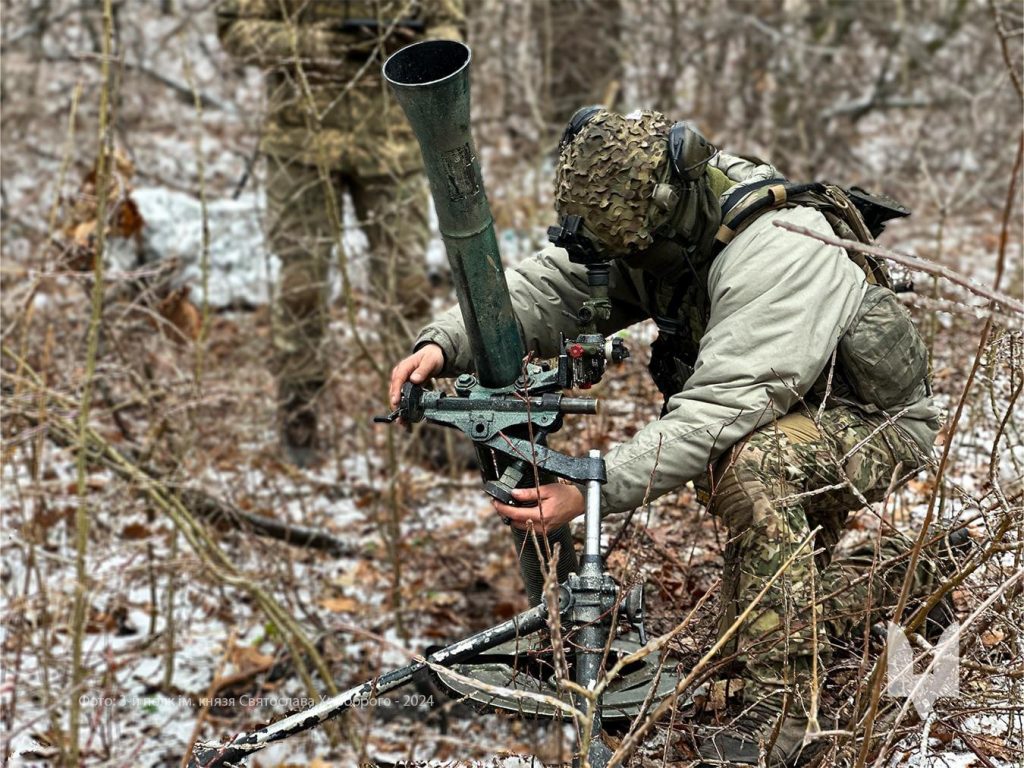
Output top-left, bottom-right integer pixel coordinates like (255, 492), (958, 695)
(389, 343), (444, 409)
(492, 483), (585, 533)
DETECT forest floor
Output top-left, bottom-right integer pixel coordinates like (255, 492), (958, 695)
(2, 4), (1022, 768)
(3, 217), (1020, 768)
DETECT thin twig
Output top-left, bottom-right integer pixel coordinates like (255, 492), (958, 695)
(772, 221), (1024, 315)
(69, 2), (113, 761)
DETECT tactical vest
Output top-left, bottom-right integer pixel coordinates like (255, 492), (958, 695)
(645, 181), (927, 414)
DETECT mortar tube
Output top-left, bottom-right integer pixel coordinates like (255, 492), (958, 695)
(384, 41), (524, 388)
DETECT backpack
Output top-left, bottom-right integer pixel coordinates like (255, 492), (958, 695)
(651, 181), (930, 413)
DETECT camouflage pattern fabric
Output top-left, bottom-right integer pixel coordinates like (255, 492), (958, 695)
(265, 158), (331, 389)
(219, 0), (462, 392)
(218, 1), (462, 176)
(710, 407), (938, 712)
(418, 206), (942, 515)
(218, 0), (463, 177)
(266, 156), (431, 389)
(553, 110), (729, 390)
(553, 110), (675, 255)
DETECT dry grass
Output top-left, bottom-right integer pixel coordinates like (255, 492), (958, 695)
(1, 2), (1021, 766)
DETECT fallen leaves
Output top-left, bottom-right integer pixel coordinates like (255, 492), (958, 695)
(154, 285), (202, 342)
(981, 627), (1006, 647)
(119, 522), (152, 540)
(228, 644), (275, 677)
(318, 596), (359, 613)
(87, 603), (136, 636)
(57, 148), (144, 271)
(52, 148), (208, 349)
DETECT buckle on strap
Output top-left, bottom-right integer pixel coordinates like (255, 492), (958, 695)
(715, 223), (736, 245)
(825, 185), (851, 210)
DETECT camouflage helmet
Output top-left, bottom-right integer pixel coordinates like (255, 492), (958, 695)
(554, 109), (675, 256)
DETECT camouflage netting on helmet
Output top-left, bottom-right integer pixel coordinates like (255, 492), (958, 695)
(554, 110), (673, 255)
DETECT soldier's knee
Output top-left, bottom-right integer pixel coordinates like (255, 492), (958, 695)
(711, 449), (762, 534)
(711, 433), (802, 540)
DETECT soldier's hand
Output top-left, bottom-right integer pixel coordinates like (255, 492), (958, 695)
(492, 483), (585, 533)
(389, 343), (445, 408)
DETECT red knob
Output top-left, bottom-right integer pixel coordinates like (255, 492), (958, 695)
(569, 343), (585, 359)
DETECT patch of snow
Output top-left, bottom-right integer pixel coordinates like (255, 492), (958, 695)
(127, 183), (459, 311)
(132, 186), (276, 307)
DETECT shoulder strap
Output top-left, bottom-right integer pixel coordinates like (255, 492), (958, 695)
(713, 180), (896, 289)
(714, 181), (823, 253)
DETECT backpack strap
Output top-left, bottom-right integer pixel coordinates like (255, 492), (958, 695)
(714, 181), (823, 253)
(713, 180), (901, 290)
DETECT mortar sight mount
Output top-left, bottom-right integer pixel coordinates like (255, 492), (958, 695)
(375, 355), (612, 504)
(375, 210), (630, 506)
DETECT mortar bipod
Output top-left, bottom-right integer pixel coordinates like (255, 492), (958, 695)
(428, 451), (680, 768)
(189, 452), (681, 768)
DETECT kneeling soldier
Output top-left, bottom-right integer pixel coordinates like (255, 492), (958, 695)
(391, 109), (949, 766)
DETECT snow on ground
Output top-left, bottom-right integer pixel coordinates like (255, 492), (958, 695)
(2, 4), (1021, 767)
(1, 433), (572, 766)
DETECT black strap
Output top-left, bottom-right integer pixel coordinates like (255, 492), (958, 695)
(651, 179), (831, 335)
(714, 181), (824, 257)
(720, 178), (778, 214)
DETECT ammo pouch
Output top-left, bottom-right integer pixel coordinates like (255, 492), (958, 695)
(838, 283), (929, 411)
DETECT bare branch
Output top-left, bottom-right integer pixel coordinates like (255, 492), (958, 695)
(772, 220), (1024, 315)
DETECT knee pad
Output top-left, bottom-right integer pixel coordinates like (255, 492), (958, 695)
(710, 456), (760, 533)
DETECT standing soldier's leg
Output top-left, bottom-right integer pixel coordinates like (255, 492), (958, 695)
(349, 170), (432, 352)
(266, 156), (337, 465)
(705, 407), (928, 764)
(532, 0), (623, 126)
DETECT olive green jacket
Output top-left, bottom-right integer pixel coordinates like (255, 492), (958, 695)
(415, 155), (940, 514)
(217, 0), (464, 175)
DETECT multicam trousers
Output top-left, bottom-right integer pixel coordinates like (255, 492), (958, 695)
(709, 406), (939, 713)
(266, 155), (432, 393)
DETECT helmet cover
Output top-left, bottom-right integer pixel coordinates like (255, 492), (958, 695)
(554, 110), (674, 256)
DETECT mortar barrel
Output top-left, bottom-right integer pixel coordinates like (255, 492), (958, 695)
(384, 41), (524, 388)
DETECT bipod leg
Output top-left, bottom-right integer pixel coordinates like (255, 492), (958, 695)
(188, 600), (557, 767)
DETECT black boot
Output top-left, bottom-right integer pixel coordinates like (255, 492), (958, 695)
(696, 699), (810, 767)
(921, 527), (972, 643)
(278, 382), (322, 467)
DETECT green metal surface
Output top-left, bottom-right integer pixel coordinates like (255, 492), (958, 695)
(384, 40), (524, 388)
(432, 631), (681, 722)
